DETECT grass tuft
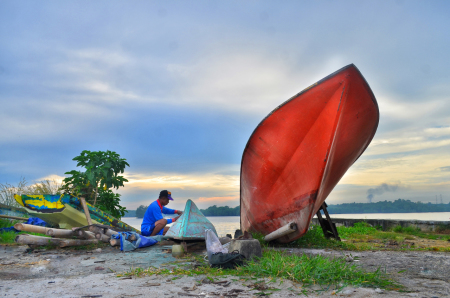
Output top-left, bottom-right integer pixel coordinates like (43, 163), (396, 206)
(119, 250), (400, 291)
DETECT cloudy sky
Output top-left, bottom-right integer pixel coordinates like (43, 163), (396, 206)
(1, 1), (449, 211)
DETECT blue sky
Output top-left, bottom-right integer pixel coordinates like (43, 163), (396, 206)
(1, 1), (449, 210)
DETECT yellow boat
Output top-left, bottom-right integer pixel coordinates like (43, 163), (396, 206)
(14, 194), (139, 233)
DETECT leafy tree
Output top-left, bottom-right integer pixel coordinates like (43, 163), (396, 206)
(60, 150), (129, 218)
(136, 205), (148, 218)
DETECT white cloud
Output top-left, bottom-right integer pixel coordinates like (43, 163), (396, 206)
(367, 126), (450, 156)
(124, 171), (239, 192)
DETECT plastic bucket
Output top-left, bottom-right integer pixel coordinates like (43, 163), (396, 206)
(172, 244), (184, 257)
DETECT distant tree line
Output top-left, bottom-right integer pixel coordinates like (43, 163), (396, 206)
(136, 205), (147, 218)
(126, 199), (450, 218)
(123, 209), (136, 217)
(327, 199), (450, 214)
(200, 205), (240, 216)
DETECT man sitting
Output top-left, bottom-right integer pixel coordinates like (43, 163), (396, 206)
(141, 190), (183, 236)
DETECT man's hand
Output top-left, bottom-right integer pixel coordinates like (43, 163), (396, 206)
(177, 210), (183, 215)
(173, 216), (180, 222)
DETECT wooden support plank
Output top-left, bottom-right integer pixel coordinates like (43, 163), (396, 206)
(0, 214), (28, 221)
(79, 197), (92, 226)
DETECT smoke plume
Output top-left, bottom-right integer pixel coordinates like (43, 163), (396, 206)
(367, 183), (399, 202)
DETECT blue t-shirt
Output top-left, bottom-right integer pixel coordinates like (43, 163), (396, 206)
(141, 200), (176, 235)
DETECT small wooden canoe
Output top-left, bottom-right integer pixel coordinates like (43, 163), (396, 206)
(14, 194), (139, 233)
(165, 199), (218, 240)
(240, 64), (379, 243)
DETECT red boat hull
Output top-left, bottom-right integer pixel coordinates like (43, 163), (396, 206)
(240, 64), (379, 243)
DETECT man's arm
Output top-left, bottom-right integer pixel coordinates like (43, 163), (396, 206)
(162, 206), (177, 215)
(151, 204), (168, 222)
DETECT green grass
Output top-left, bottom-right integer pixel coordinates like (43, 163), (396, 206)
(254, 224), (360, 251)
(119, 250), (400, 291)
(391, 225), (450, 241)
(254, 222), (450, 252)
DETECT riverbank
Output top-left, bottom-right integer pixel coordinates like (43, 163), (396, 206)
(311, 217), (450, 232)
(1, 244), (449, 297)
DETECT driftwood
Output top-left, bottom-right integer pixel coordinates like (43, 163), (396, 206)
(95, 233), (111, 243)
(15, 234), (61, 246)
(110, 239), (120, 246)
(105, 228), (119, 237)
(60, 239), (98, 248)
(77, 230), (97, 240)
(14, 223), (50, 235)
(0, 214), (28, 221)
(46, 228), (74, 238)
(89, 226), (105, 234)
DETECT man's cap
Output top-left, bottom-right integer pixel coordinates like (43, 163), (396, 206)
(159, 190), (174, 200)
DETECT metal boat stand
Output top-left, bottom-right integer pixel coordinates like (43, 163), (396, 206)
(316, 202), (341, 241)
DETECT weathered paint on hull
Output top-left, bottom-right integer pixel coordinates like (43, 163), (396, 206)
(0, 203), (29, 218)
(14, 194), (140, 233)
(240, 64), (379, 243)
(165, 199), (218, 240)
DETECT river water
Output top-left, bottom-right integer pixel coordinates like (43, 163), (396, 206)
(122, 212), (450, 236)
(122, 216), (241, 237)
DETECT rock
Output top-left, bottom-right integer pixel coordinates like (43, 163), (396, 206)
(345, 255), (354, 262)
(374, 288), (384, 293)
(228, 239), (262, 261)
(234, 229), (243, 239)
(219, 237), (232, 245)
(93, 248), (102, 253)
(341, 289), (353, 295)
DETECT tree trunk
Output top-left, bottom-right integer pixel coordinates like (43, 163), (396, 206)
(77, 230), (96, 240)
(15, 234), (61, 246)
(110, 239), (120, 246)
(46, 229), (75, 238)
(93, 185), (98, 206)
(95, 233), (111, 243)
(59, 239), (98, 247)
(80, 197), (93, 225)
(14, 223), (50, 235)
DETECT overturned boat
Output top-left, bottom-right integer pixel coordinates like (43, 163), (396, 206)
(165, 199), (218, 240)
(240, 64), (379, 243)
(14, 194), (139, 233)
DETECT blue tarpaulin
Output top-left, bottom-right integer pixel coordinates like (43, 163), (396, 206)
(111, 232), (159, 251)
(0, 217), (51, 233)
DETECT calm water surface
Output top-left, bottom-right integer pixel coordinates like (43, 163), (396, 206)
(323, 212), (450, 221)
(121, 216), (240, 236)
(122, 212), (450, 235)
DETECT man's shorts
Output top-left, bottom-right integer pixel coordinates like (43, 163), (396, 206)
(141, 223), (164, 236)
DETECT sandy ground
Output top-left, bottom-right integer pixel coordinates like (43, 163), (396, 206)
(0, 244), (449, 298)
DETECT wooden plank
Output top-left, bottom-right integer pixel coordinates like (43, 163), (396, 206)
(0, 214), (28, 221)
(79, 197), (92, 226)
